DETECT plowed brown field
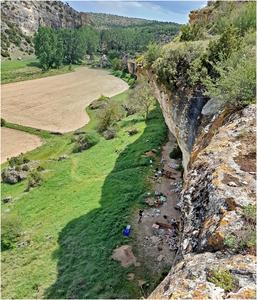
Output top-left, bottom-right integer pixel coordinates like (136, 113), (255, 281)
(1, 67), (128, 132)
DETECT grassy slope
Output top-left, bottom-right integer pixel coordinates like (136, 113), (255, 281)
(1, 58), (76, 84)
(1, 91), (167, 299)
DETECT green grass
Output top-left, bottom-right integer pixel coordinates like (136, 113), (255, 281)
(1, 58), (76, 84)
(1, 91), (167, 299)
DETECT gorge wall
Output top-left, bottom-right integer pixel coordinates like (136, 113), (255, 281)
(143, 63), (256, 300)
(1, 0), (92, 58)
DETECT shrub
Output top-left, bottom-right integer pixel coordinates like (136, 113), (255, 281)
(7, 154), (30, 168)
(243, 204), (256, 224)
(72, 132), (100, 153)
(1, 214), (21, 251)
(27, 170), (43, 190)
(144, 43), (161, 67)
(1, 118), (6, 127)
(89, 95), (110, 110)
(180, 24), (204, 41)
(204, 45), (256, 105)
(224, 224), (256, 254)
(207, 268), (237, 292)
(102, 127), (116, 140)
(97, 102), (123, 133)
(153, 43), (204, 90)
(111, 58), (123, 71)
(169, 145), (182, 159)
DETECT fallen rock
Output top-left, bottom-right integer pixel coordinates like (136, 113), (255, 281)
(2, 196), (12, 203)
(157, 254), (165, 262)
(58, 155), (69, 161)
(1, 168), (27, 184)
(102, 128), (116, 140)
(111, 245), (137, 267)
(127, 273), (135, 281)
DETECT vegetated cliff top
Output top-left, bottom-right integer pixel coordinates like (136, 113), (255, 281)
(88, 12), (180, 29)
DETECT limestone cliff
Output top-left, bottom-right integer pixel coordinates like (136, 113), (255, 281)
(148, 104), (256, 299)
(1, 0), (92, 58)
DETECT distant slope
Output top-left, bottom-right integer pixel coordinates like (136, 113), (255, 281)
(1, 1), (180, 59)
(88, 12), (179, 28)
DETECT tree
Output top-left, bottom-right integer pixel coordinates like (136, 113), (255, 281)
(34, 27), (60, 70)
(128, 81), (156, 119)
(60, 29), (86, 64)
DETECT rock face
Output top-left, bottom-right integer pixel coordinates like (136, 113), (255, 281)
(145, 69), (209, 173)
(1, 0), (92, 58)
(147, 96), (256, 298)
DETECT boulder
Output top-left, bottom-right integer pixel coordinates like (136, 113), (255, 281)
(1, 168), (27, 184)
(2, 196), (12, 203)
(102, 128), (116, 140)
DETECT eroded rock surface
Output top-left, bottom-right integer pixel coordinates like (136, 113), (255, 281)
(149, 105), (256, 299)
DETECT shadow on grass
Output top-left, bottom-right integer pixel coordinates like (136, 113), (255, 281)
(44, 107), (167, 299)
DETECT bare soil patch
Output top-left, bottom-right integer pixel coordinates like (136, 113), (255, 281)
(1, 128), (42, 163)
(1, 67), (128, 133)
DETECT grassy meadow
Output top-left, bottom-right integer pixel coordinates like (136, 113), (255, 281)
(1, 90), (168, 298)
(1, 58), (76, 84)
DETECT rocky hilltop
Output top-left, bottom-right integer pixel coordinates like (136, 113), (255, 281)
(1, 0), (91, 58)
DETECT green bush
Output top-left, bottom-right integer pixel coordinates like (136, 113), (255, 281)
(153, 42), (204, 90)
(144, 43), (161, 67)
(97, 102), (123, 133)
(111, 58), (123, 71)
(180, 24), (204, 41)
(1, 118), (6, 127)
(243, 204), (256, 224)
(27, 170), (43, 190)
(7, 154), (30, 168)
(207, 268), (236, 292)
(72, 132), (100, 153)
(204, 44), (256, 105)
(1, 214), (21, 251)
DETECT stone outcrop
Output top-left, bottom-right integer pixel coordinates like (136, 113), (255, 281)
(144, 69), (209, 173)
(145, 73), (256, 298)
(1, 0), (92, 58)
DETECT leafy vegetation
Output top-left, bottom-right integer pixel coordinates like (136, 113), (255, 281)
(207, 268), (237, 292)
(72, 132), (100, 153)
(127, 81), (156, 119)
(34, 26), (99, 69)
(146, 1), (256, 106)
(1, 214), (22, 251)
(111, 70), (136, 87)
(1, 89), (168, 298)
(224, 204), (256, 254)
(26, 170), (43, 191)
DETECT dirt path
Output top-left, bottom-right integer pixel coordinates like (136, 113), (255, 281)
(133, 133), (182, 274)
(1, 67), (128, 133)
(1, 128), (42, 163)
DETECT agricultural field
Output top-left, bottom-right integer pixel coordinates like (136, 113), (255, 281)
(1, 67), (128, 132)
(1, 128), (42, 163)
(1, 89), (168, 299)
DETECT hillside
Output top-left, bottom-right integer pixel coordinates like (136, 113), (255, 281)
(1, 0), (92, 59)
(88, 12), (179, 28)
(1, 1), (180, 59)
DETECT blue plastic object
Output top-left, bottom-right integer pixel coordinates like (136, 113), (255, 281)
(122, 225), (131, 237)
